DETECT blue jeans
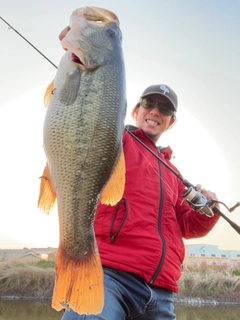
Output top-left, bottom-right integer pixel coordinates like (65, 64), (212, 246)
(61, 267), (176, 320)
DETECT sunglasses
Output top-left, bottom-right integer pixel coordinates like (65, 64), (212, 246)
(140, 97), (174, 116)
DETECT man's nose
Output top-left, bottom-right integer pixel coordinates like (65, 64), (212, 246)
(150, 105), (160, 115)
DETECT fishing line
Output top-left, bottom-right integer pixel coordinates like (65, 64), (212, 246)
(0, 16), (58, 69)
(126, 128), (240, 235)
(126, 128), (193, 188)
(123, 128), (182, 202)
(2, 14), (239, 234)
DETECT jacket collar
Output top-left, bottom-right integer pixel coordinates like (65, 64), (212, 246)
(124, 124), (173, 160)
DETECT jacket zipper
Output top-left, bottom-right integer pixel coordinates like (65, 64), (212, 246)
(150, 149), (166, 284)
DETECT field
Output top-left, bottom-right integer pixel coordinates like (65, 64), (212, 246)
(0, 261), (240, 304)
(176, 267), (240, 304)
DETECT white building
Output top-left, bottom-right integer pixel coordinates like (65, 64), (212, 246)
(184, 244), (240, 269)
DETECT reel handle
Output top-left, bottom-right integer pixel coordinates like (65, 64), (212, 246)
(183, 187), (240, 235)
(182, 186), (214, 217)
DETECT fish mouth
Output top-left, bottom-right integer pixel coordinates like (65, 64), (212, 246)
(70, 50), (98, 71)
(71, 53), (84, 66)
(61, 38), (87, 67)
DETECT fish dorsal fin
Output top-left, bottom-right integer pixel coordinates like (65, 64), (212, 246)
(38, 165), (56, 214)
(100, 149), (125, 206)
(44, 80), (55, 108)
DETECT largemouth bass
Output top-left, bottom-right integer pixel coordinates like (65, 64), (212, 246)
(38, 6), (126, 315)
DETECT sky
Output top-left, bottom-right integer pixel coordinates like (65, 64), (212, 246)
(0, 0), (240, 251)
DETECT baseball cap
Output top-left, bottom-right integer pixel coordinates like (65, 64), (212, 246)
(140, 84), (178, 111)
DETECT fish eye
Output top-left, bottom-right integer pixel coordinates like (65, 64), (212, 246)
(107, 28), (116, 38)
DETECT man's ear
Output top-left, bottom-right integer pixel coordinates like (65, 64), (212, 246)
(134, 107), (140, 122)
(168, 116), (176, 129)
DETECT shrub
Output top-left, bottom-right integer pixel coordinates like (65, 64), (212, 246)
(0, 262), (55, 299)
(233, 269), (240, 276)
(177, 269), (240, 302)
(35, 260), (55, 268)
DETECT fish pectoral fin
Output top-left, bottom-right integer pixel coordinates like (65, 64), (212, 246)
(59, 68), (81, 106)
(38, 165), (56, 214)
(52, 246), (104, 315)
(100, 149), (125, 206)
(44, 80), (55, 107)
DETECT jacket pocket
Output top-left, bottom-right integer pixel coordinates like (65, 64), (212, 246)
(110, 198), (128, 242)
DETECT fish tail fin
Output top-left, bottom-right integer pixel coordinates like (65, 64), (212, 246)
(38, 165), (56, 214)
(44, 80), (55, 107)
(100, 149), (125, 205)
(52, 246), (104, 315)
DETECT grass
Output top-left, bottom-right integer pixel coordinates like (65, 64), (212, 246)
(177, 268), (240, 303)
(0, 261), (240, 303)
(0, 260), (55, 300)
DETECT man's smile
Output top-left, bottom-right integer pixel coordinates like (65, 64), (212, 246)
(146, 119), (159, 126)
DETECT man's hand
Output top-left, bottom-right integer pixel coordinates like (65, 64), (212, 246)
(59, 26), (71, 41)
(195, 184), (219, 209)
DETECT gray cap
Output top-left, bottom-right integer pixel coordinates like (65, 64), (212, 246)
(140, 84), (178, 111)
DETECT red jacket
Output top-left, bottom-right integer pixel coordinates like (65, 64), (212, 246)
(94, 126), (219, 292)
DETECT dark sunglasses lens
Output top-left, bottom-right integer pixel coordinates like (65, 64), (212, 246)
(141, 98), (155, 108)
(141, 98), (174, 116)
(158, 105), (173, 116)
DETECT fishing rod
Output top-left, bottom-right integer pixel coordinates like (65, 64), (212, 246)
(2, 15), (240, 234)
(0, 16), (58, 69)
(126, 128), (240, 235)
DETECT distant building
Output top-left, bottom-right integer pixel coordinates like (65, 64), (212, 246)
(31, 247), (57, 260)
(0, 247), (57, 262)
(1, 245), (240, 269)
(184, 244), (240, 269)
(0, 248), (41, 262)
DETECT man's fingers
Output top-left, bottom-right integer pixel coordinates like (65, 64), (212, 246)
(59, 26), (71, 41)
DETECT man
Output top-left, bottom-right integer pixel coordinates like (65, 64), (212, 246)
(62, 84), (219, 320)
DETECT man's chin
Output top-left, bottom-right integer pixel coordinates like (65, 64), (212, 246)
(144, 130), (160, 143)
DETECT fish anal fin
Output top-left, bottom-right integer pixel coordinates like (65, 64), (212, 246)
(52, 247), (104, 315)
(44, 80), (55, 108)
(100, 149), (125, 206)
(38, 165), (56, 214)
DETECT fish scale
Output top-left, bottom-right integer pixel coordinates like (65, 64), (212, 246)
(38, 6), (126, 315)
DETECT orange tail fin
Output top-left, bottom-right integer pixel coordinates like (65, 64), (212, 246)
(52, 247), (104, 315)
